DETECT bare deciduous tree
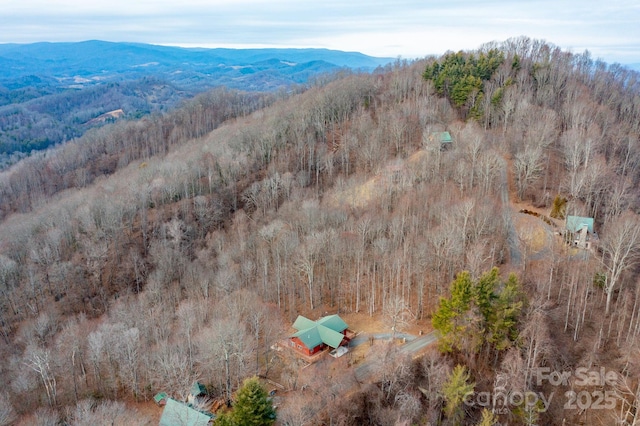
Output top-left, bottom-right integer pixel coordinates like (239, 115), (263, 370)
(32, 406), (60, 426)
(23, 344), (58, 407)
(149, 342), (199, 401)
(176, 300), (198, 372)
(115, 327), (141, 400)
(520, 305), (553, 388)
(384, 295), (413, 339)
(277, 392), (318, 426)
(198, 318), (254, 406)
(69, 399), (150, 426)
(600, 212), (640, 315)
(295, 233), (323, 310)
(0, 393), (16, 426)
(514, 146), (544, 200)
(55, 317), (85, 404)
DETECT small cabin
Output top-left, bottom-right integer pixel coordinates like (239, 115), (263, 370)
(190, 382), (207, 398)
(154, 392), (168, 406)
(426, 131), (453, 150)
(187, 381), (210, 407)
(565, 215), (595, 249)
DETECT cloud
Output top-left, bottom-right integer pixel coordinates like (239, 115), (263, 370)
(0, 0), (638, 63)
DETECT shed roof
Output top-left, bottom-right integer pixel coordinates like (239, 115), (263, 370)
(190, 382), (207, 397)
(159, 398), (213, 426)
(154, 392), (168, 404)
(566, 216), (594, 233)
(431, 131), (452, 143)
(291, 314), (348, 349)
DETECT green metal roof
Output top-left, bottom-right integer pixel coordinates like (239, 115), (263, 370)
(317, 314), (348, 333)
(292, 326), (323, 349)
(292, 315), (317, 331)
(154, 392), (168, 404)
(317, 325), (346, 348)
(190, 382), (207, 397)
(431, 131), (452, 143)
(291, 315), (348, 349)
(159, 398), (213, 426)
(566, 216), (594, 233)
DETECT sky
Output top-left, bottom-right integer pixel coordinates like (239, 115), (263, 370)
(1, 0), (639, 64)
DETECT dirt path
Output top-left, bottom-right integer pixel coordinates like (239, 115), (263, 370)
(500, 157), (522, 266)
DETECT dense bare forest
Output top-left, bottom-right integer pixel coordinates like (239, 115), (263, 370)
(0, 41), (386, 169)
(0, 36), (640, 425)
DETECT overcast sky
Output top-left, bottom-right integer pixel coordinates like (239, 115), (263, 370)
(2, 0), (639, 64)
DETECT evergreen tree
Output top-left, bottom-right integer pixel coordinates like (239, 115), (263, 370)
(230, 376), (276, 426)
(214, 412), (234, 426)
(477, 408), (498, 426)
(513, 397), (544, 426)
(423, 49), (506, 120)
(474, 267), (500, 323)
(442, 365), (475, 424)
(432, 271), (474, 353)
(488, 273), (523, 351)
(432, 269), (524, 357)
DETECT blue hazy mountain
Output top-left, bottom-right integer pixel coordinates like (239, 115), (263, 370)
(0, 40), (392, 88)
(0, 41), (393, 162)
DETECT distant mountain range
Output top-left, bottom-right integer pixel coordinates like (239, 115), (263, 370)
(0, 41), (393, 163)
(0, 40), (393, 91)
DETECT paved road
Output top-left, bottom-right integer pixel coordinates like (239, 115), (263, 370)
(350, 332), (417, 347)
(500, 158), (522, 266)
(354, 361), (373, 382)
(353, 331), (439, 382)
(399, 331), (439, 354)
(352, 159), (516, 384)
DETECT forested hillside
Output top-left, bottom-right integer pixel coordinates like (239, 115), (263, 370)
(0, 36), (639, 425)
(0, 41), (390, 168)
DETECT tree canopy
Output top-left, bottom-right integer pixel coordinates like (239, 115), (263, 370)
(423, 49), (506, 118)
(432, 268), (524, 357)
(442, 364), (475, 424)
(215, 376), (276, 426)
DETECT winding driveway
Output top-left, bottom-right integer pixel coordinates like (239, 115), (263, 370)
(352, 331), (440, 381)
(500, 158), (522, 266)
(348, 158), (516, 383)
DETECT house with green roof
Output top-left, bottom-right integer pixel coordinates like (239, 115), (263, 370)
(566, 216), (594, 234)
(187, 381), (209, 406)
(154, 392), (168, 406)
(190, 382), (207, 398)
(289, 314), (350, 357)
(159, 398), (214, 426)
(565, 215), (596, 249)
(427, 131), (453, 150)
